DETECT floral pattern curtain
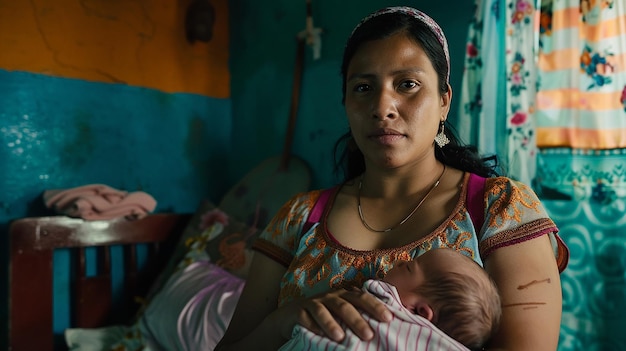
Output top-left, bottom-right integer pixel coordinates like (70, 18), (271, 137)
(457, 0), (626, 349)
(457, 0), (503, 160)
(458, 0), (539, 185)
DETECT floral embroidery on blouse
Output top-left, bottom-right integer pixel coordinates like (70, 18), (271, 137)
(487, 177), (542, 227)
(253, 174), (563, 306)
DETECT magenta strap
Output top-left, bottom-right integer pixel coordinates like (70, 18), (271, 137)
(466, 173), (487, 234)
(304, 177), (485, 236)
(301, 187), (335, 235)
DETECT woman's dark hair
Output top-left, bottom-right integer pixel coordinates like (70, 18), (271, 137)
(334, 11), (500, 181)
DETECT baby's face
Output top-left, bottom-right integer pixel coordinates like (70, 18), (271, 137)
(383, 249), (475, 300)
(382, 257), (427, 291)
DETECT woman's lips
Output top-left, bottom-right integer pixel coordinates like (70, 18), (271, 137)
(369, 129), (405, 145)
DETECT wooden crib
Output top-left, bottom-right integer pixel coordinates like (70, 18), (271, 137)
(7, 213), (192, 351)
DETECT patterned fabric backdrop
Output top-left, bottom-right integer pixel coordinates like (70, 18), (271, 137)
(545, 199), (626, 350)
(535, 0), (626, 202)
(457, 0), (626, 349)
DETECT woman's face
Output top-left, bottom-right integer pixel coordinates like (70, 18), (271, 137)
(344, 32), (451, 170)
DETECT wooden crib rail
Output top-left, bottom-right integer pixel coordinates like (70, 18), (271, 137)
(8, 213), (191, 351)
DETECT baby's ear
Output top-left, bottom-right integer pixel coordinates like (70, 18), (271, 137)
(415, 301), (434, 321)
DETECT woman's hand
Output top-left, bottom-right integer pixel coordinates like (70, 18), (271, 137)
(273, 286), (393, 342)
(216, 253), (391, 351)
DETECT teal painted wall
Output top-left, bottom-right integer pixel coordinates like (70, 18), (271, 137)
(227, 0), (475, 189)
(1, 71), (232, 213)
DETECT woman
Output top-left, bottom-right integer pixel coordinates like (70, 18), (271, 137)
(216, 6), (568, 351)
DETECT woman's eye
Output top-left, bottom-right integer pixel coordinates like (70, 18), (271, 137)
(400, 81), (418, 90)
(353, 83), (370, 92)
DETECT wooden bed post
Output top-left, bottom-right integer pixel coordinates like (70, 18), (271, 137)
(9, 240), (55, 351)
(7, 214), (191, 351)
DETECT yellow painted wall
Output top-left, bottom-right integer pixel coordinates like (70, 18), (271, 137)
(0, 0), (229, 98)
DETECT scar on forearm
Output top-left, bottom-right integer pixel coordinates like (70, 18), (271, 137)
(502, 302), (546, 308)
(517, 278), (551, 290)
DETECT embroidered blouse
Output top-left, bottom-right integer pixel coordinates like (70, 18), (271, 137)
(252, 173), (568, 306)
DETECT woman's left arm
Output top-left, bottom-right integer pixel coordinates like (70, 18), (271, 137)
(484, 234), (562, 351)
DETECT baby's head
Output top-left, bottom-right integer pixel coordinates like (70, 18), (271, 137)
(383, 248), (501, 349)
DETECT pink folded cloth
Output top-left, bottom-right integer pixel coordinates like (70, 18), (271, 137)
(43, 184), (157, 220)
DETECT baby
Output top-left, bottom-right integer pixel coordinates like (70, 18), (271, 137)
(279, 248), (501, 351)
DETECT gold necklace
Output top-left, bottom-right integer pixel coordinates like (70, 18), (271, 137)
(357, 165), (446, 233)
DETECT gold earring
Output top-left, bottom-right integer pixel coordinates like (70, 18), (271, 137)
(434, 121), (450, 147)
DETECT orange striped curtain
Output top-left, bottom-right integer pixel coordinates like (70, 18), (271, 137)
(534, 0), (626, 204)
(536, 0), (626, 149)
(458, 0), (626, 200)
